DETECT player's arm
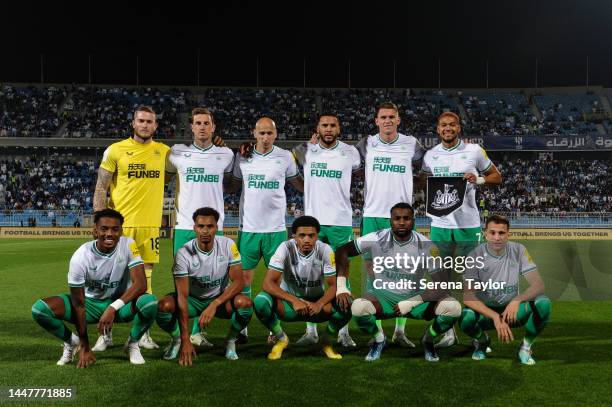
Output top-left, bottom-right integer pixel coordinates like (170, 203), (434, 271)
(224, 152), (243, 193)
(262, 268), (310, 316)
(199, 264), (244, 327)
(97, 264), (146, 336)
(463, 287), (514, 343)
(174, 275), (196, 365)
(309, 274), (337, 316)
(465, 148), (501, 185)
(335, 241), (360, 311)
(93, 167), (113, 212)
(69, 286), (96, 368)
(288, 174), (304, 193)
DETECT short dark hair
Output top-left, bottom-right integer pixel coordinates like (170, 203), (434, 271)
(438, 111), (461, 124)
(191, 107), (215, 125)
(318, 113), (340, 124)
(94, 209), (124, 225)
(192, 207), (220, 223)
(390, 202), (414, 216)
(485, 214), (510, 229)
(376, 102), (399, 117)
(291, 216), (321, 234)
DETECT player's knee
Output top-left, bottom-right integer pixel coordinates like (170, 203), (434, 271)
(253, 292), (273, 314)
(435, 298), (462, 318)
(31, 299), (53, 321)
(459, 308), (477, 331)
(534, 295), (551, 321)
(136, 294), (158, 318)
(234, 295), (253, 309)
(157, 296), (175, 313)
(351, 298), (376, 317)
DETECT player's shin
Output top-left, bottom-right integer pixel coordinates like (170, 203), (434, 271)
(522, 296), (551, 348)
(254, 292), (284, 339)
(130, 294), (158, 341)
(229, 306), (253, 340)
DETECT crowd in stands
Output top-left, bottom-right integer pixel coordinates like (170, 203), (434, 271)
(0, 157), (96, 211)
(2, 84), (612, 139)
(3, 156), (610, 217)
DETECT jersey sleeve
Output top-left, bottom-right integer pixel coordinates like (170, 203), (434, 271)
(126, 238), (144, 269)
(67, 249), (87, 288)
(412, 139), (425, 162)
(421, 153), (432, 174)
(224, 149), (235, 173)
(476, 147), (493, 173)
(350, 146), (362, 172)
(519, 245), (537, 275)
(232, 153), (243, 179)
(227, 239), (241, 266)
(172, 249), (190, 278)
(285, 151), (299, 179)
(323, 245), (336, 277)
(165, 147), (177, 174)
(463, 246), (482, 282)
(99, 145), (118, 173)
(354, 232), (378, 254)
(268, 243), (287, 273)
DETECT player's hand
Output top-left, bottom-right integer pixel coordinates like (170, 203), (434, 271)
(501, 300), (520, 325)
(76, 346), (96, 369)
(292, 299), (310, 316)
(212, 135), (226, 147)
(239, 142), (255, 159)
(464, 173), (478, 183)
(310, 133), (319, 145)
(493, 315), (514, 343)
(336, 293), (353, 312)
(178, 341), (197, 366)
(199, 305), (217, 329)
(97, 307), (116, 335)
(308, 301), (324, 316)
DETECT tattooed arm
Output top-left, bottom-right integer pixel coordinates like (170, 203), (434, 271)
(93, 167), (113, 212)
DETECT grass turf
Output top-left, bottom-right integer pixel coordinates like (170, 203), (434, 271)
(1, 238), (612, 406)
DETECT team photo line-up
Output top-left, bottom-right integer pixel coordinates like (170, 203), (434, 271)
(31, 102), (550, 367)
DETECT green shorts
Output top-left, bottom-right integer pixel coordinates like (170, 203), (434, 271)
(318, 225), (354, 252)
(261, 294), (345, 323)
(171, 293), (236, 320)
(173, 229), (224, 256)
(429, 226), (482, 257)
(58, 293), (157, 323)
(237, 230), (287, 270)
(361, 217), (390, 236)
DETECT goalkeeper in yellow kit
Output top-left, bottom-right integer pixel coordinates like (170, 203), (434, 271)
(92, 105), (170, 350)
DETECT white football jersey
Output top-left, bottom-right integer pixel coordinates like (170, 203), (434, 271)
(422, 140), (493, 228)
(304, 141), (361, 226)
(360, 134), (424, 218)
(232, 146), (299, 233)
(173, 236), (242, 300)
(166, 143), (234, 230)
(68, 237), (144, 300)
(269, 239), (336, 299)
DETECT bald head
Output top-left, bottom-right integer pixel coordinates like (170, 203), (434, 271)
(253, 116), (277, 152)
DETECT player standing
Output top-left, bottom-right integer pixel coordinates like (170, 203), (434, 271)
(165, 107), (235, 347)
(92, 105), (169, 351)
(421, 111), (501, 348)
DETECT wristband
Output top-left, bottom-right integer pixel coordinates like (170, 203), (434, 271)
(336, 276), (351, 296)
(476, 176), (486, 185)
(109, 299), (125, 311)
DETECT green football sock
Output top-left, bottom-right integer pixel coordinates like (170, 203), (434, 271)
(31, 299), (72, 343)
(130, 294), (158, 341)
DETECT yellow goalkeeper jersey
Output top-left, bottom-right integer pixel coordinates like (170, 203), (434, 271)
(99, 137), (170, 227)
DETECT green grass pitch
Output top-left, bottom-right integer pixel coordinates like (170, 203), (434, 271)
(1, 238), (612, 406)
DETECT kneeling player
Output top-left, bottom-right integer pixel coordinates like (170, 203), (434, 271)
(156, 207), (252, 365)
(336, 203), (461, 362)
(254, 216), (350, 360)
(31, 209), (157, 367)
(460, 215), (551, 365)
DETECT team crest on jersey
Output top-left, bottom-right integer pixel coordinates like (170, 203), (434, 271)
(217, 255), (227, 262)
(426, 176), (467, 217)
